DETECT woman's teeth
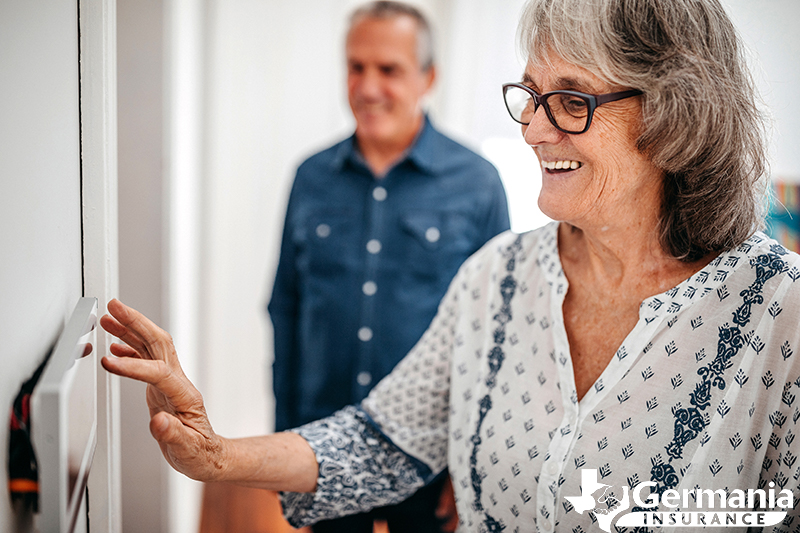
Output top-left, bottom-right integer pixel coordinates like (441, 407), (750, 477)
(543, 160), (581, 170)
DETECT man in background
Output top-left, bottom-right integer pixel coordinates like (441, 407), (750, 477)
(268, 2), (509, 531)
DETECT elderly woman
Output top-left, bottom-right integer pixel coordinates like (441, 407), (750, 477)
(102, 0), (800, 531)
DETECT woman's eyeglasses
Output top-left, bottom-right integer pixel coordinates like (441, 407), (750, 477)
(502, 83), (642, 134)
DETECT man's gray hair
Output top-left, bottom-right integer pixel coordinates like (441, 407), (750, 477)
(349, 1), (435, 71)
(519, 0), (770, 262)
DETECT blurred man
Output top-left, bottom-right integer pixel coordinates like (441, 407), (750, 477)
(268, 2), (509, 532)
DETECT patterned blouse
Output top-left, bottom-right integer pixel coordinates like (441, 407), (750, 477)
(282, 222), (800, 533)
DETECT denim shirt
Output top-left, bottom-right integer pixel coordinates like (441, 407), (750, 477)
(268, 116), (510, 431)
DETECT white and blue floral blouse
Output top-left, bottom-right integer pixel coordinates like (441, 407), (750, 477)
(282, 222), (800, 533)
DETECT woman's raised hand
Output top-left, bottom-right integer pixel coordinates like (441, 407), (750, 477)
(100, 299), (227, 482)
(100, 298), (318, 493)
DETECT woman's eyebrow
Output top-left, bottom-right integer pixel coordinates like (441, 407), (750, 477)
(521, 72), (538, 89)
(521, 73), (594, 93)
(554, 76), (594, 92)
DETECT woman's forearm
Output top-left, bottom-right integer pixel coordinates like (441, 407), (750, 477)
(216, 431), (318, 492)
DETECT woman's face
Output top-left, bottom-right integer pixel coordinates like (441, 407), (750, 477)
(522, 54), (663, 229)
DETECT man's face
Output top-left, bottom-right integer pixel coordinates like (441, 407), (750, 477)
(346, 15), (435, 148)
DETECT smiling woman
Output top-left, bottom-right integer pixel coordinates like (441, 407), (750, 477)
(517, 0), (768, 262)
(514, 53), (660, 238)
(103, 1), (800, 532)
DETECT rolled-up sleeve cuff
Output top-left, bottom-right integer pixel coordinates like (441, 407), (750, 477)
(279, 406), (432, 528)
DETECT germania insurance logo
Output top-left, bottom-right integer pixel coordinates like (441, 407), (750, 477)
(565, 469), (793, 531)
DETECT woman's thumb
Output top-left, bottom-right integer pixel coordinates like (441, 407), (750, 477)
(150, 411), (179, 442)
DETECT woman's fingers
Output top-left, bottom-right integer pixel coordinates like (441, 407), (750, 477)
(103, 353), (200, 408)
(109, 342), (140, 359)
(100, 298), (220, 482)
(107, 299), (157, 340)
(103, 299), (176, 363)
(101, 354), (161, 383)
(101, 353), (184, 393)
(100, 311), (148, 355)
(107, 298), (170, 355)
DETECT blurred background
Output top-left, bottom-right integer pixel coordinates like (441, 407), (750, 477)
(115, 0), (799, 531)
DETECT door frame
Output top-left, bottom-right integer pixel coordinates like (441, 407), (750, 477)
(80, 0), (122, 531)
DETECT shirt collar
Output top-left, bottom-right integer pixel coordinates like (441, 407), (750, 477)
(329, 115), (437, 176)
(404, 115), (437, 174)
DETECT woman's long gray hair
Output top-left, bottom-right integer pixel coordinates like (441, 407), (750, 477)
(519, 0), (770, 261)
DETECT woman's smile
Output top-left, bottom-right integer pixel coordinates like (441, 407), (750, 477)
(541, 159), (582, 172)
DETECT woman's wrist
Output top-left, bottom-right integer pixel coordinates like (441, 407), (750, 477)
(204, 434), (232, 483)
(206, 432), (318, 492)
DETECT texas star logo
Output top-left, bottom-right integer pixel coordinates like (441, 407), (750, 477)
(565, 469), (631, 532)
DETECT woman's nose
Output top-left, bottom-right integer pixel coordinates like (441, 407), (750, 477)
(522, 104), (562, 146)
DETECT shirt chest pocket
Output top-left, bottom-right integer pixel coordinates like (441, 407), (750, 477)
(293, 209), (359, 274)
(400, 210), (476, 276)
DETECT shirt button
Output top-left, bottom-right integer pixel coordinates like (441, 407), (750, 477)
(425, 227), (440, 243)
(542, 519), (552, 531)
(357, 371), (372, 386)
(362, 281), (377, 296)
(547, 462), (559, 475)
(372, 186), (387, 201)
(316, 223), (331, 238)
(366, 239), (382, 254)
(358, 326), (373, 342)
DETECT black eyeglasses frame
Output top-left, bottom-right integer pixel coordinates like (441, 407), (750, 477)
(502, 82), (643, 134)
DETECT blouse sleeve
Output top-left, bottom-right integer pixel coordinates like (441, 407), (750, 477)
(280, 266), (464, 527)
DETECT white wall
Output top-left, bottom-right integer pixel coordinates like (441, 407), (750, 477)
(722, 0), (800, 183)
(199, 0), (358, 442)
(0, 1), (83, 531)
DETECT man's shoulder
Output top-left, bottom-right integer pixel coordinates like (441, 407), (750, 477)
(426, 125), (492, 164)
(418, 124), (500, 184)
(296, 137), (351, 173)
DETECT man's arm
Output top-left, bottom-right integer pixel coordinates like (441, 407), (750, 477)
(100, 299), (318, 492)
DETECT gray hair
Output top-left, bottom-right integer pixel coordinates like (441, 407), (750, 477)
(349, 1), (435, 72)
(519, 0), (770, 262)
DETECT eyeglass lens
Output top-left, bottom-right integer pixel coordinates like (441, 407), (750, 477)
(504, 86), (590, 133)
